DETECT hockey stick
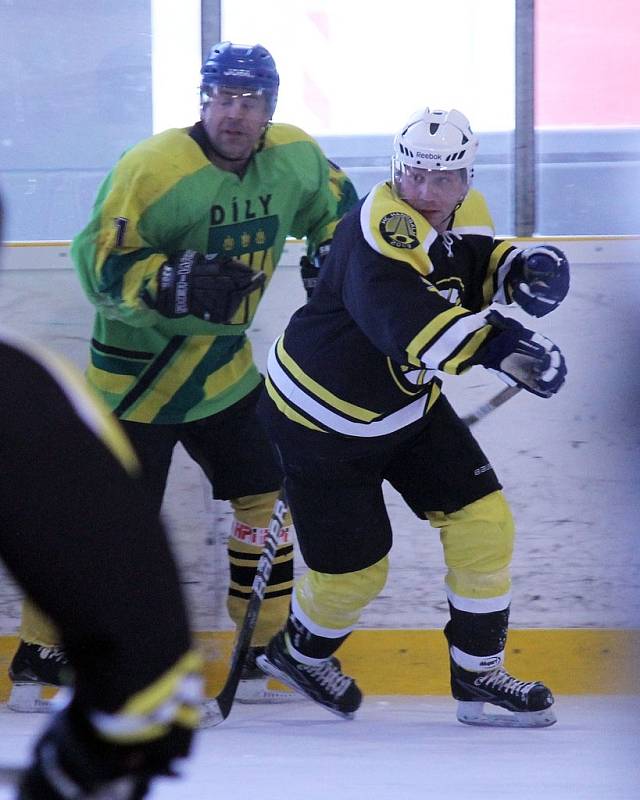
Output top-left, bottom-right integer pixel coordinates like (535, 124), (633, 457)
(462, 385), (521, 426)
(201, 489), (288, 727)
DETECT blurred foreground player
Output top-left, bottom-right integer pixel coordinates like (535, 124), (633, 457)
(257, 107), (569, 728)
(0, 192), (203, 798)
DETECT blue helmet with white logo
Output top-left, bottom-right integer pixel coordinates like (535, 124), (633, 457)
(200, 42), (279, 116)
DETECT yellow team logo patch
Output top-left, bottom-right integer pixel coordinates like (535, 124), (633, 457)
(379, 212), (419, 249)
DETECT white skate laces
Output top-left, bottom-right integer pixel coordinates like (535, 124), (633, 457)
(255, 632), (362, 718)
(301, 659), (352, 699)
(37, 646), (67, 663)
(473, 668), (539, 701)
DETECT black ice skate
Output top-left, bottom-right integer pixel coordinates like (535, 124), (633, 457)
(450, 656), (556, 728)
(256, 632), (361, 719)
(236, 645), (300, 704)
(8, 641), (72, 713)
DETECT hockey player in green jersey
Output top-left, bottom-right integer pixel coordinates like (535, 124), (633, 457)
(8, 42), (357, 724)
(257, 107), (569, 727)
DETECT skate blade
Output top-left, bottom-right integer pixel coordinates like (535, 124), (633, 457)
(457, 701), (557, 728)
(256, 656), (356, 720)
(236, 676), (301, 705)
(6, 683), (62, 713)
(198, 699), (225, 729)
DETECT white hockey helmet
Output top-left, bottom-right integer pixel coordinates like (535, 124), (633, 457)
(392, 107), (479, 175)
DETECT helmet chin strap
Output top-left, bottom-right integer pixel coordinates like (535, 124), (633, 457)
(434, 194), (466, 234)
(445, 193), (467, 224)
(453, 191), (468, 213)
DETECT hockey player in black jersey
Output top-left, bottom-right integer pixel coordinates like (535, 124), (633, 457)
(256, 107), (569, 727)
(0, 192), (202, 798)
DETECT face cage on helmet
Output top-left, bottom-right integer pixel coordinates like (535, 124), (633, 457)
(200, 82), (277, 118)
(391, 157), (472, 202)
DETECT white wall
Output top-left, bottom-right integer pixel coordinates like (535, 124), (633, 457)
(0, 240), (638, 634)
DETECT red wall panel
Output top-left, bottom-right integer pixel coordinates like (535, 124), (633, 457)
(536, 0), (640, 125)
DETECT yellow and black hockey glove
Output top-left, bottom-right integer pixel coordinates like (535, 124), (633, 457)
(19, 651), (202, 800)
(143, 250), (265, 323)
(300, 240), (331, 301)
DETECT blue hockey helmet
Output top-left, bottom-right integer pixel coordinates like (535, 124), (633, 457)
(200, 42), (279, 117)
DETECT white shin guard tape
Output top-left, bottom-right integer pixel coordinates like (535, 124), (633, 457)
(445, 586), (511, 615)
(450, 645), (504, 672)
(230, 518), (292, 547)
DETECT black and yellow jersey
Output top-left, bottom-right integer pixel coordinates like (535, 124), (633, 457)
(0, 329), (139, 474)
(0, 330), (203, 715)
(266, 181), (523, 439)
(71, 122), (357, 424)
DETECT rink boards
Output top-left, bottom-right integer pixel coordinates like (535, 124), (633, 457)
(0, 628), (639, 702)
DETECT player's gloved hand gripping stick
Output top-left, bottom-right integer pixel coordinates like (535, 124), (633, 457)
(479, 311), (567, 399)
(143, 250), (266, 323)
(508, 245), (570, 318)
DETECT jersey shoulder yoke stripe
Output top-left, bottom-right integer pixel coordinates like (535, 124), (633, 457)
(115, 127), (211, 191)
(263, 123), (320, 149)
(359, 182), (436, 276)
(451, 189), (495, 236)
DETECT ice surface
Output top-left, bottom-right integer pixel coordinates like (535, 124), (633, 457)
(1, 695), (638, 800)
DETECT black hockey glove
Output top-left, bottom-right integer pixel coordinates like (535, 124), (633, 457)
(18, 702), (194, 800)
(300, 240), (331, 300)
(478, 311), (567, 398)
(508, 244), (570, 317)
(143, 250), (266, 323)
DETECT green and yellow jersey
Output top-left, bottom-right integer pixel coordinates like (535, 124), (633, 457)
(266, 181), (524, 439)
(71, 121), (357, 424)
